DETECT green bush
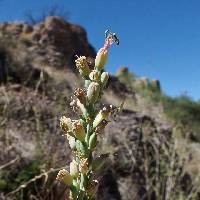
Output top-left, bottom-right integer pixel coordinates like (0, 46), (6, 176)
(161, 95), (200, 134)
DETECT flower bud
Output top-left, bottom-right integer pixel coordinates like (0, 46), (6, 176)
(72, 120), (86, 141)
(89, 133), (97, 150)
(79, 158), (88, 174)
(93, 106), (111, 128)
(87, 82), (100, 103)
(56, 169), (73, 186)
(74, 88), (86, 105)
(101, 72), (109, 88)
(70, 160), (79, 178)
(77, 99), (88, 118)
(60, 116), (72, 133)
(75, 56), (90, 77)
(67, 135), (76, 150)
(95, 48), (108, 71)
(89, 70), (100, 81)
(76, 140), (88, 156)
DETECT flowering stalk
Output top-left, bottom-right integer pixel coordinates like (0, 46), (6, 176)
(57, 30), (119, 200)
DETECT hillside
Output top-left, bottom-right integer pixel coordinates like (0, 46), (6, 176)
(0, 17), (200, 200)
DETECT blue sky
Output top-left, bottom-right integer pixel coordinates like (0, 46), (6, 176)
(0, 0), (200, 100)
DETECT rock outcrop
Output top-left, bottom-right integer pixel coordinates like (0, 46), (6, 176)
(0, 16), (96, 83)
(116, 67), (161, 92)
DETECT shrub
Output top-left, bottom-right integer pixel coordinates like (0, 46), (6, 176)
(56, 30), (120, 199)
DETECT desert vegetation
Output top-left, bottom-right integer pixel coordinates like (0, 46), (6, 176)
(117, 68), (200, 142)
(56, 30), (120, 199)
(0, 17), (200, 200)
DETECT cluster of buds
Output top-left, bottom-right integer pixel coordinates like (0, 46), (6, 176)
(75, 56), (90, 77)
(56, 30), (120, 200)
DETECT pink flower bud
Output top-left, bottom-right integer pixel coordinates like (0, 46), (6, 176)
(95, 30), (119, 71)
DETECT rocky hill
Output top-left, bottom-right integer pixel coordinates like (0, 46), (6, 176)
(0, 17), (200, 200)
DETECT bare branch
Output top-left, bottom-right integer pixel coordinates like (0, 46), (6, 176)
(0, 157), (19, 170)
(7, 167), (64, 197)
(24, 4), (70, 25)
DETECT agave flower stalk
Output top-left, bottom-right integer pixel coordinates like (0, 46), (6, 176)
(57, 30), (120, 200)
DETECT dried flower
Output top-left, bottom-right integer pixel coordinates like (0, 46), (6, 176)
(70, 98), (79, 114)
(56, 169), (73, 186)
(60, 116), (72, 133)
(75, 56), (90, 77)
(79, 158), (88, 174)
(74, 88), (86, 105)
(73, 120), (86, 141)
